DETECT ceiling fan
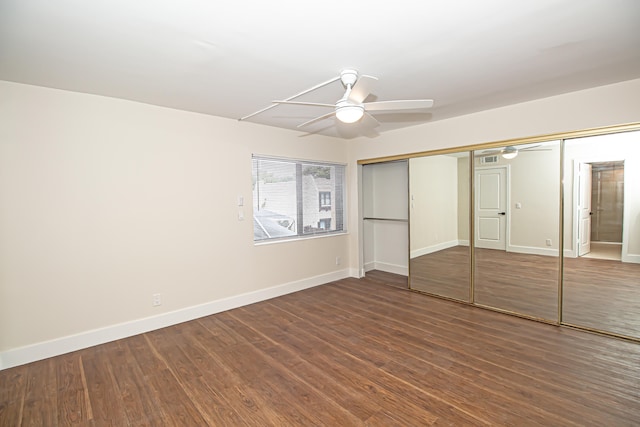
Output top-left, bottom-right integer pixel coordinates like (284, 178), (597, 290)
(478, 144), (551, 159)
(240, 69), (434, 130)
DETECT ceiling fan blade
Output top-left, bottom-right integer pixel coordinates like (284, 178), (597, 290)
(475, 149), (503, 156)
(522, 147), (552, 152)
(273, 100), (334, 108)
(364, 99), (434, 112)
(348, 75), (378, 104)
(239, 75), (340, 121)
(297, 111), (336, 128)
(362, 112), (380, 128)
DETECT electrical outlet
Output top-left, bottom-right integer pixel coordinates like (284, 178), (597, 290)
(546, 239), (552, 246)
(335, 256), (341, 266)
(152, 293), (162, 307)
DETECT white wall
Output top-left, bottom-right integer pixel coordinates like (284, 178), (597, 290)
(0, 81), (350, 368)
(475, 142), (561, 255)
(347, 78), (640, 274)
(409, 155), (459, 257)
(507, 143), (560, 254)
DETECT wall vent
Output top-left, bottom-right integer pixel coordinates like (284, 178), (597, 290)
(480, 155), (499, 164)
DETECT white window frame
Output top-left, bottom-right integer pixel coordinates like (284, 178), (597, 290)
(252, 155), (346, 243)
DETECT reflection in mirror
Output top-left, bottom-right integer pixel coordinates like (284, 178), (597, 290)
(563, 130), (640, 339)
(474, 141), (560, 321)
(409, 153), (470, 301)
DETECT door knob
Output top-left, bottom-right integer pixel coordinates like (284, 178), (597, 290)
(498, 212), (506, 215)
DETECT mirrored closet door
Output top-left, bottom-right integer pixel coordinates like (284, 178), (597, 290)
(562, 130), (640, 339)
(409, 152), (471, 301)
(370, 123), (640, 341)
(473, 140), (561, 321)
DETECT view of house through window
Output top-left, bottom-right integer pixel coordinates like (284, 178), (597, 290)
(252, 155), (345, 242)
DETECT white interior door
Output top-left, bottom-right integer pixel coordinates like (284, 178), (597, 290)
(475, 167), (507, 250)
(578, 162), (592, 256)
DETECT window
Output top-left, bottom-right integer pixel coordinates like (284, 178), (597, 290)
(319, 191), (331, 211)
(252, 155), (346, 242)
(318, 218), (331, 230)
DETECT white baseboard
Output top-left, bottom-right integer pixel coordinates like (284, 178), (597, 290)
(0, 269), (350, 370)
(348, 267), (362, 278)
(364, 261), (408, 276)
(508, 244), (559, 257)
(410, 240), (459, 259)
(622, 253), (640, 264)
(364, 261), (376, 272)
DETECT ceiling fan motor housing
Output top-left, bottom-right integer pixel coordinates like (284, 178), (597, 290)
(340, 69), (359, 87)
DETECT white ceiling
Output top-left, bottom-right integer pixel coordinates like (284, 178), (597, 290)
(1, 0), (639, 139)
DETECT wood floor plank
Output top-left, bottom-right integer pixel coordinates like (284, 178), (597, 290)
(209, 313), (366, 426)
(260, 300), (490, 425)
(21, 359), (58, 426)
(2, 273), (640, 425)
(181, 321), (290, 426)
(272, 291), (573, 425)
(230, 305), (442, 425)
(106, 340), (167, 426)
(55, 353), (91, 426)
(148, 324), (247, 426)
(81, 346), (129, 425)
(139, 334), (210, 426)
(0, 363), (27, 426)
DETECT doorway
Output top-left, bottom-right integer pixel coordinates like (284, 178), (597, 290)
(576, 160), (624, 261)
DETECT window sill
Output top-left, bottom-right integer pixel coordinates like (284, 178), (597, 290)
(254, 230), (348, 246)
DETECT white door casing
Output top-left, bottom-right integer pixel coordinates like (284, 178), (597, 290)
(475, 167), (507, 250)
(578, 162), (592, 256)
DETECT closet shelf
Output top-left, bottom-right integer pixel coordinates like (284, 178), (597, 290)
(363, 217), (408, 222)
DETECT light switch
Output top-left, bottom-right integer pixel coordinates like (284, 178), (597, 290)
(515, 202), (522, 209)
(238, 209), (244, 221)
(237, 195), (244, 207)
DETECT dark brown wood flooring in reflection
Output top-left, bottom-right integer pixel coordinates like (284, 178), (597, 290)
(564, 255), (640, 337)
(410, 245), (470, 300)
(475, 248), (559, 321)
(3, 275), (640, 425)
(411, 246), (640, 338)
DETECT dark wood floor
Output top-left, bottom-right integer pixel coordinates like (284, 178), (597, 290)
(475, 248), (559, 320)
(2, 274), (640, 426)
(410, 245), (470, 300)
(410, 246), (640, 338)
(564, 255), (640, 337)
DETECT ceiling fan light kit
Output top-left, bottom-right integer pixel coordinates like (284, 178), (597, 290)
(335, 103), (364, 123)
(501, 146), (518, 159)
